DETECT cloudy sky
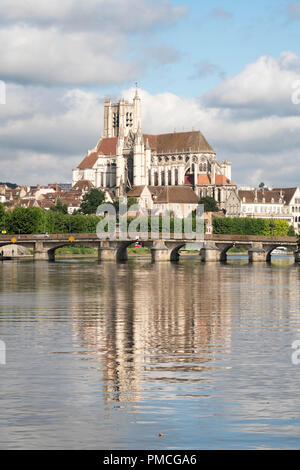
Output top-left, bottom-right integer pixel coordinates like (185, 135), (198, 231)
(0, 0), (300, 187)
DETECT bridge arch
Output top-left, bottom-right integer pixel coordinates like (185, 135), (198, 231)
(46, 242), (99, 262)
(216, 243), (251, 262)
(116, 241), (137, 261)
(170, 243), (187, 261)
(0, 243), (28, 258)
(265, 244), (297, 262)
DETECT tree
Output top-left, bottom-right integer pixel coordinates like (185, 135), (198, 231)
(113, 196), (138, 214)
(259, 182), (265, 189)
(50, 198), (68, 214)
(0, 203), (6, 233)
(80, 189), (105, 215)
(288, 225), (296, 236)
(199, 196), (219, 212)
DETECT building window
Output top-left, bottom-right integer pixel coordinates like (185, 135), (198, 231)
(175, 169), (178, 185)
(113, 112), (119, 128)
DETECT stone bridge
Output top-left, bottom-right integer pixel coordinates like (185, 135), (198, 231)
(0, 233), (298, 263)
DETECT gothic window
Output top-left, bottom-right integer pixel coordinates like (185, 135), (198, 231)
(126, 112), (133, 127)
(113, 112), (119, 128)
(172, 156), (176, 162)
(154, 172), (158, 186)
(178, 155), (183, 161)
(175, 169), (178, 185)
(203, 163), (207, 172)
(161, 172), (165, 186)
(185, 156), (189, 162)
(148, 170), (151, 185)
(158, 156), (162, 162)
(168, 170), (172, 185)
(165, 156), (169, 162)
(200, 163), (203, 172)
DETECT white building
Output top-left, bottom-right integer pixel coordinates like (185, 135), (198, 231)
(72, 90), (237, 210)
(126, 185), (199, 218)
(273, 187), (300, 231)
(238, 188), (293, 226)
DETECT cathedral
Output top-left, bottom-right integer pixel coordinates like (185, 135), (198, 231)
(72, 90), (237, 211)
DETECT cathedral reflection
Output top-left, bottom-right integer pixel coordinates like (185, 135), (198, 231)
(70, 261), (234, 403)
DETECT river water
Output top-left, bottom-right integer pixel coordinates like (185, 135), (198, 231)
(0, 256), (300, 449)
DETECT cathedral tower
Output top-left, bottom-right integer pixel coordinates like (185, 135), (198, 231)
(103, 90), (142, 138)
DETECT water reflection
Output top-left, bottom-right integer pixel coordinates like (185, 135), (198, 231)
(70, 262), (233, 403)
(1, 258), (300, 449)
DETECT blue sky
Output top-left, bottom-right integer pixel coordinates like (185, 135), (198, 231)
(0, 0), (300, 186)
(107, 0), (300, 97)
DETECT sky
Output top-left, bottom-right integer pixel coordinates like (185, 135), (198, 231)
(0, 0), (300, 187)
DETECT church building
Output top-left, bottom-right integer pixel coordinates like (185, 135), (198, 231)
(72, 90), (237, 211)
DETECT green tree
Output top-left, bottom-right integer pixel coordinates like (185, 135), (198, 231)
(80, 189), (105, 215)
(259, 182), (265, 189)
(50, 198), (68, 214)
(199, 196), (219, 212)
(288, 225), (296, 236)
(113, 196), (138, 214)
(0, 203), (5, 226)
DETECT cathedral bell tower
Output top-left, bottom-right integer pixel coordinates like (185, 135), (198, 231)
(103, 90), (141, 138)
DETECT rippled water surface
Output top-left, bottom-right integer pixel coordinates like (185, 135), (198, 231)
(1, 256), (300, 449)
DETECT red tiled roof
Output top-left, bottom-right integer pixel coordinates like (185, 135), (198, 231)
(272, 188), (297, 205)
(197, 175), (211, 185)
(238, 189), (283, 204)
(155, 186), (199, 204)
(143, 131), (214, 153)
(215, 175), (233, 185)
(197, 174), (233, 185)
(77, 152), (99, 169)
(72, 180), (94, 191)
(96, 137), (118, 155)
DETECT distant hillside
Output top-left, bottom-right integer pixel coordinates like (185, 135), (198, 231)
(0, 182), (18, 189)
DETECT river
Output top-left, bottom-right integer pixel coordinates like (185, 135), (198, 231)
(0, 256), (300, 449)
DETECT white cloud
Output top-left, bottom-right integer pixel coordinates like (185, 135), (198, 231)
(0, 26), (138, 86)
(203, 51), (300, 116)
(1, 52), (300, 187)
(0, 0), (187, 33)
(0, 0), (187, 86)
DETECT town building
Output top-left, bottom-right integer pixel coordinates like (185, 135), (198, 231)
(238, 188), (293, 226)
(273, 187), (300, 231)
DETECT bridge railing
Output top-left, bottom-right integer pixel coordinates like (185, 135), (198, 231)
(0, 233), (298, 243)
(205, 234), (298, 242)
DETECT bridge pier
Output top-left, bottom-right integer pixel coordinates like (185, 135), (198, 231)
(151, 241), (170, 261)
(98, 241), (129, 261)
(33, 242), (54, 261)
(248, 243), (267, 263)
(200, 243), (221, 262)
(294, 251), (300, 263)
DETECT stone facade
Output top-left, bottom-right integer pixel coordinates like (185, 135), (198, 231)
(72, 91), (238, 210)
